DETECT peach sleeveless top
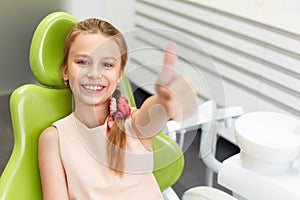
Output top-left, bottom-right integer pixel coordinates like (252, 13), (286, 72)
(53, 113), (163, 200)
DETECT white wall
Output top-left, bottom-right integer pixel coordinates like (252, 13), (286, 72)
(103, 0), (136, 32)
(64, 0), (106, 20)
(65, 0), (135, 32)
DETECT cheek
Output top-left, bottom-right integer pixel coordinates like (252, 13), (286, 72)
(107, 70), (122, 84)
(68, 68), (82, 88)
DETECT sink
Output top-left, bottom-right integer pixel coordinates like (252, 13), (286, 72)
(235, 111), (300, 174)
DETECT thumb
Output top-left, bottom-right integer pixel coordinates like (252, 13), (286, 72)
(156, 42), (178, 86)
(163, 41), (177, 69)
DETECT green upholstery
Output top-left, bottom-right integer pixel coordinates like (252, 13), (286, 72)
(152, 133), (184, 191)
(29, 12), (78, 86)
(0, 85), (72, 200)
(0, 12), (75, 200)
(0, 12), (184, 200)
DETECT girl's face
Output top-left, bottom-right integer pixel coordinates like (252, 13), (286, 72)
(63, 33), (123, 107)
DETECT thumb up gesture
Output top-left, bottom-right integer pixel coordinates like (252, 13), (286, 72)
(155, 42), (198, 122)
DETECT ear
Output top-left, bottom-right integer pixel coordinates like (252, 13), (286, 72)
(61, 64), (69, 81)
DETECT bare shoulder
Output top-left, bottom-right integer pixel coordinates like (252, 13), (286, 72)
(38, 126), (61, 170)
(38, 126), (69, 199)
(39, 126), (59, 148)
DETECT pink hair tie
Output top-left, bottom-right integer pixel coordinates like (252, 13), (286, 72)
(109, 96), (131, 120)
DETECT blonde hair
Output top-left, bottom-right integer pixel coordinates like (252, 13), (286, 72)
(62, 18), (128, 176)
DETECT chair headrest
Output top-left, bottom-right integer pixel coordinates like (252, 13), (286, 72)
(29, 12), (78, 86)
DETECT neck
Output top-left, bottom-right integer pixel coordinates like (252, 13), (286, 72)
(73, 100), (110, 128)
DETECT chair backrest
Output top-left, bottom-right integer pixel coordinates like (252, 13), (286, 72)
(0, 12), (184, 199)
(0, 12), (76, 200)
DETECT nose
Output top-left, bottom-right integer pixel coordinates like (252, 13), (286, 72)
(87, 65), (106, 79)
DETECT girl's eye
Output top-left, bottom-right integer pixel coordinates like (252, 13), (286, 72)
(102, 62), (113, 68)
(77, 60), (90, 66)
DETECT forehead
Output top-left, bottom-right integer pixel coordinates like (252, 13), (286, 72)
(69, 33), (121, 58)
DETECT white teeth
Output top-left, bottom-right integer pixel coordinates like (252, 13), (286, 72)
(83, 85), (103, 91)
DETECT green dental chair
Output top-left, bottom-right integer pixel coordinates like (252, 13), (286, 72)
(0, 12), (184, 200)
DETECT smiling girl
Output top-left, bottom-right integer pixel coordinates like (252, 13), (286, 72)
(38, 18), (197, 200)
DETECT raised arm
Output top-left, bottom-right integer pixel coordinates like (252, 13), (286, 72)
(131, 42), (198, 146)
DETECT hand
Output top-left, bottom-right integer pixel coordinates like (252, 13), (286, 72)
(155, 42), (198, 122)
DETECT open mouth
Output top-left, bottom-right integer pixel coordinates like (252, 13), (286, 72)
(82, 84), (105, 92)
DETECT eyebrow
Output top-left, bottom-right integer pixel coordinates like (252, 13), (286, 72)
(102, 56), (117, 61)
(74, 54), (117, 61)
(74, 54), (89, 58)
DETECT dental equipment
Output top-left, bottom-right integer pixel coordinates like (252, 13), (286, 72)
(163, 100), (243, 186)
(218, 111), (300, 200)
(161, 100), (243, 200)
